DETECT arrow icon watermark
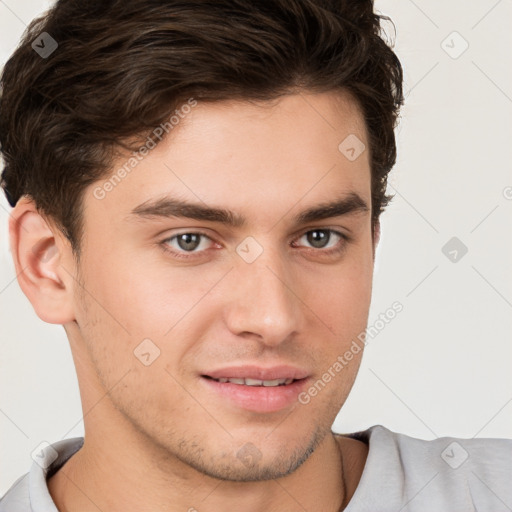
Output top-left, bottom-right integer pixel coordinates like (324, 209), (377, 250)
(31, 32), (58, 59)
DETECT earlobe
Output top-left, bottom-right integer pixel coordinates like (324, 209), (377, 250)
(8, 197), (76, 324)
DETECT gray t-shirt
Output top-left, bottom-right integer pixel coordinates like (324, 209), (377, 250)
(1, 424), (511, 511)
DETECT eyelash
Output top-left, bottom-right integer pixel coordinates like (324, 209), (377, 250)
(159, 229), (349, 260)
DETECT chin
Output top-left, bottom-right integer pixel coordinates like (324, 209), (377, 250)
(171, 426), (324, 482)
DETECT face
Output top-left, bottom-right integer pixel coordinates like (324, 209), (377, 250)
(70, 91), (375, 481)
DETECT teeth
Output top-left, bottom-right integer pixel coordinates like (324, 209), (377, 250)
(227, 378), (245, 385)
(262, 378), (294, 386)
(212, 377), (294, 386)
(244, 378), (265, 386)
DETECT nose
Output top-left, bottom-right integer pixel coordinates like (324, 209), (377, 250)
(223, 243), (303, 346)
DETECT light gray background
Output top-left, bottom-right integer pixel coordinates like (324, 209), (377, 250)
(1, 0), (511, 495)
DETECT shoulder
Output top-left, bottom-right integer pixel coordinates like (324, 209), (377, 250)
(0, 474), (30, 512)
(340, 424), (512, 512)
(0, 437), (84, 512)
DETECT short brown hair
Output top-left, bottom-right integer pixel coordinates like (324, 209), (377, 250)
(0, 0), (403, 257)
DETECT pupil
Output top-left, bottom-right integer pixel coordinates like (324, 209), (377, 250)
(308, 230), (329, 248)
(178, 233), (200, 251)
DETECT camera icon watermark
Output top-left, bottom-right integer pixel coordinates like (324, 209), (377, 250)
(441, 441), (469, 469)
(134, 338), (161, 366)
(31, 32), (58, 59)
(338, 134), (366, 162)
(442, 237), (468, 263)
(237, 442), (262, 468)
(236, 236), (264, 263)
(441, 31), (469, 60)
(31, 441), (58, 469)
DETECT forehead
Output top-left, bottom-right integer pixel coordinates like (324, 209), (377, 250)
(85, 90), (371, 228)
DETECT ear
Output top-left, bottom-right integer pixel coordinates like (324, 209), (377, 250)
(8, 196), (76, 324)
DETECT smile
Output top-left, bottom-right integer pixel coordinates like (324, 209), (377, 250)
(204, 376), (295, 386)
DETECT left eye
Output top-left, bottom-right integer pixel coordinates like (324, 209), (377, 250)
(293, 229), (344, 250)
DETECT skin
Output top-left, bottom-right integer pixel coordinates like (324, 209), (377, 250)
(10, 90), (377, 512)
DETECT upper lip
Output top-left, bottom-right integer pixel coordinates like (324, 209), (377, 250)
(202, 365), (310, 381)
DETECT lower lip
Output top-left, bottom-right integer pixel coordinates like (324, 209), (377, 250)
(200, 376), (309, 413)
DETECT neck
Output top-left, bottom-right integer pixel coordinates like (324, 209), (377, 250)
(48, 339), (368, 512)
(47, 408), (366, 512)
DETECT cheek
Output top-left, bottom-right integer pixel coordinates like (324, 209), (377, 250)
(300, 249), (373, 339)
(75, 248), (226, 369)
(80, 248), (195, 337)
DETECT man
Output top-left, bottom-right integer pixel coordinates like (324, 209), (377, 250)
(0, 1), (510, 511)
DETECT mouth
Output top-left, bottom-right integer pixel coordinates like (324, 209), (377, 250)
(199, 368), (310, 413)
(202, 375), (296, 387)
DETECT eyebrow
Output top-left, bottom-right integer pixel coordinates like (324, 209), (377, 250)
(128, 192), (369, 228)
